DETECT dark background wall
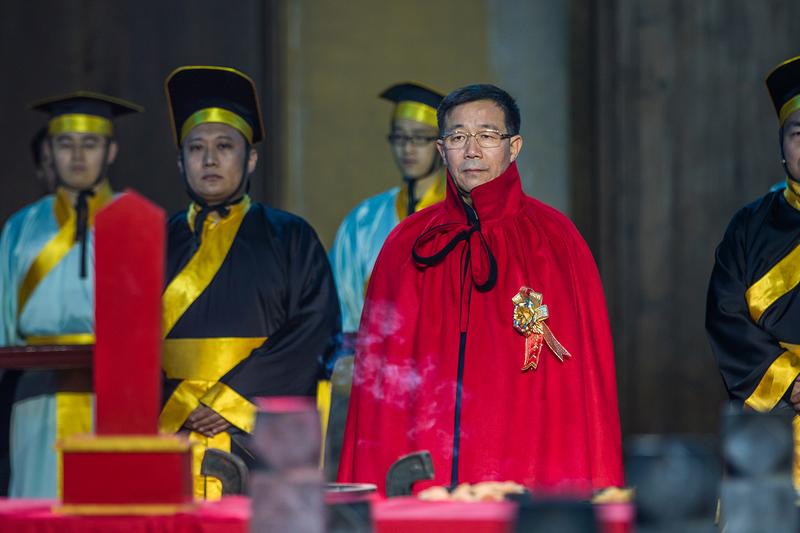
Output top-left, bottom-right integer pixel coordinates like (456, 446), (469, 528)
(2, 0), (800, 439)
(280, 0), (569, 245)
(0, 0), (282, 224)
(572, 0), (800, 435)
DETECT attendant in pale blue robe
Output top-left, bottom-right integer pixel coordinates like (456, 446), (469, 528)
(0, 126), (57, 496)
(329, 83), (446, 348)
(0, 92), (141, 497)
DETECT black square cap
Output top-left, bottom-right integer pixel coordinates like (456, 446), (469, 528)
(166, 66), (264, 146)
(766, 55), (800, 125)
(380, 82), (443, 128)
(30, 91), (142, 137)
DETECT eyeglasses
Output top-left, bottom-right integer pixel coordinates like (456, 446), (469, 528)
(387, 133), (438, 147)
(440, 130), (513, 149)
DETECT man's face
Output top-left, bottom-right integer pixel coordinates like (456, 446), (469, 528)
(49, 132), (117, 190)
(180, 122), (258, 205)
(784, 109), (800, 181)
(436, 99), (522, 195)
(388, 118), (440, 179)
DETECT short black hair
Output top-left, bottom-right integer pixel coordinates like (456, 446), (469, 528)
(436, 84), (520, 136)
(30, 126), (48, 166)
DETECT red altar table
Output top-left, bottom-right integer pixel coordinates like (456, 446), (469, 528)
(0, 193), (635, 530)
(374, 498), (633, 533)
(0, 497), (248, 533)
(0, 497), (510, 533)
(0, 345), (92, 369)
(0, 497), (633, 532)
(373, 497), (516, 532)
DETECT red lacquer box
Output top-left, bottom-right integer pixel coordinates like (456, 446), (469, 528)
(58, 434), (194, 515)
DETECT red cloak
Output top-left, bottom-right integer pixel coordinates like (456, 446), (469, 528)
(338, 162), (623, 495)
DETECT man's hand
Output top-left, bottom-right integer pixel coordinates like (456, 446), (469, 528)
(183, 405), (232, 437)
(790, 378), (800, 412)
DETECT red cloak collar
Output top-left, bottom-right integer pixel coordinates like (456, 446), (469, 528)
(412, 162), (527, 295)
(443, 161), (525, 224)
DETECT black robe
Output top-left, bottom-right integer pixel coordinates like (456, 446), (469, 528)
(706, 184), (800, 411)
(159, 198), (339, 497)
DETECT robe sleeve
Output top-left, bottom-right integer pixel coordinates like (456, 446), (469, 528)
(0, 215), (19, 347)
(161, 373), (181, 409)
(706, 210), (794, 411)
(199, 220), (341, 431)
(329, 211), (365, 336)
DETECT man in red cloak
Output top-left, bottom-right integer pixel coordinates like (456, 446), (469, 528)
(338, 84), (623, 495)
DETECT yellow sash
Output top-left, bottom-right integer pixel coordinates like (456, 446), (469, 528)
(159, 337), (266, 435)
(745, 243), (800, 323)
(160, 197), (333, 494)
(160, 197), (254, 501)
(162, 337), (265, 381)
(785, 178), (800, 212)
(18, 182), (109, 499)
(394, 173), (446, 221)
(744, 343), (800, 488)
(745, 343), (800, 412)
(17, 182), (112, 317)
(162, 197), (251, 336)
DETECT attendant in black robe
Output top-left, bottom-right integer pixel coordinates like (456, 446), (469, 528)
(707, 55), (800, 483)
(158, 66), (340, 499)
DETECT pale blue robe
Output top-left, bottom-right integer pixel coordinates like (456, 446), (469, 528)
(329, 187), (402, 336)
(0, 194), (96, 497)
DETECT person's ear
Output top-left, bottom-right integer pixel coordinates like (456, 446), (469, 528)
(509, 135), (523, 162)
(436, 140), (447, 165)
(106, 140), (119, 165)
(247, 146), (258, 174)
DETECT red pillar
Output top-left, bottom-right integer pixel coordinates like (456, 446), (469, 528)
(93, 191), (164, 435)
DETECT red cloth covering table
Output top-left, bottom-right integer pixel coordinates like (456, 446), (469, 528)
(0, 496), (632, 532)
(372, 497), (517, 532)
(0, 497), (248, 533)
(0, 497), (514, 533)
(372, 497), (633, 533)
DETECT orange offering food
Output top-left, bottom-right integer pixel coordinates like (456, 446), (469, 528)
(418, 481), (525, 502)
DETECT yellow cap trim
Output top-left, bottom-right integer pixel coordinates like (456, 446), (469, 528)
(394, 101), (438, 128)
(180, 107), (253, 144)
(767, 55), (800, 79)
(780, 94), (800, 125)
(49, 114), (113, 137)
(165, 65), (265, 147)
